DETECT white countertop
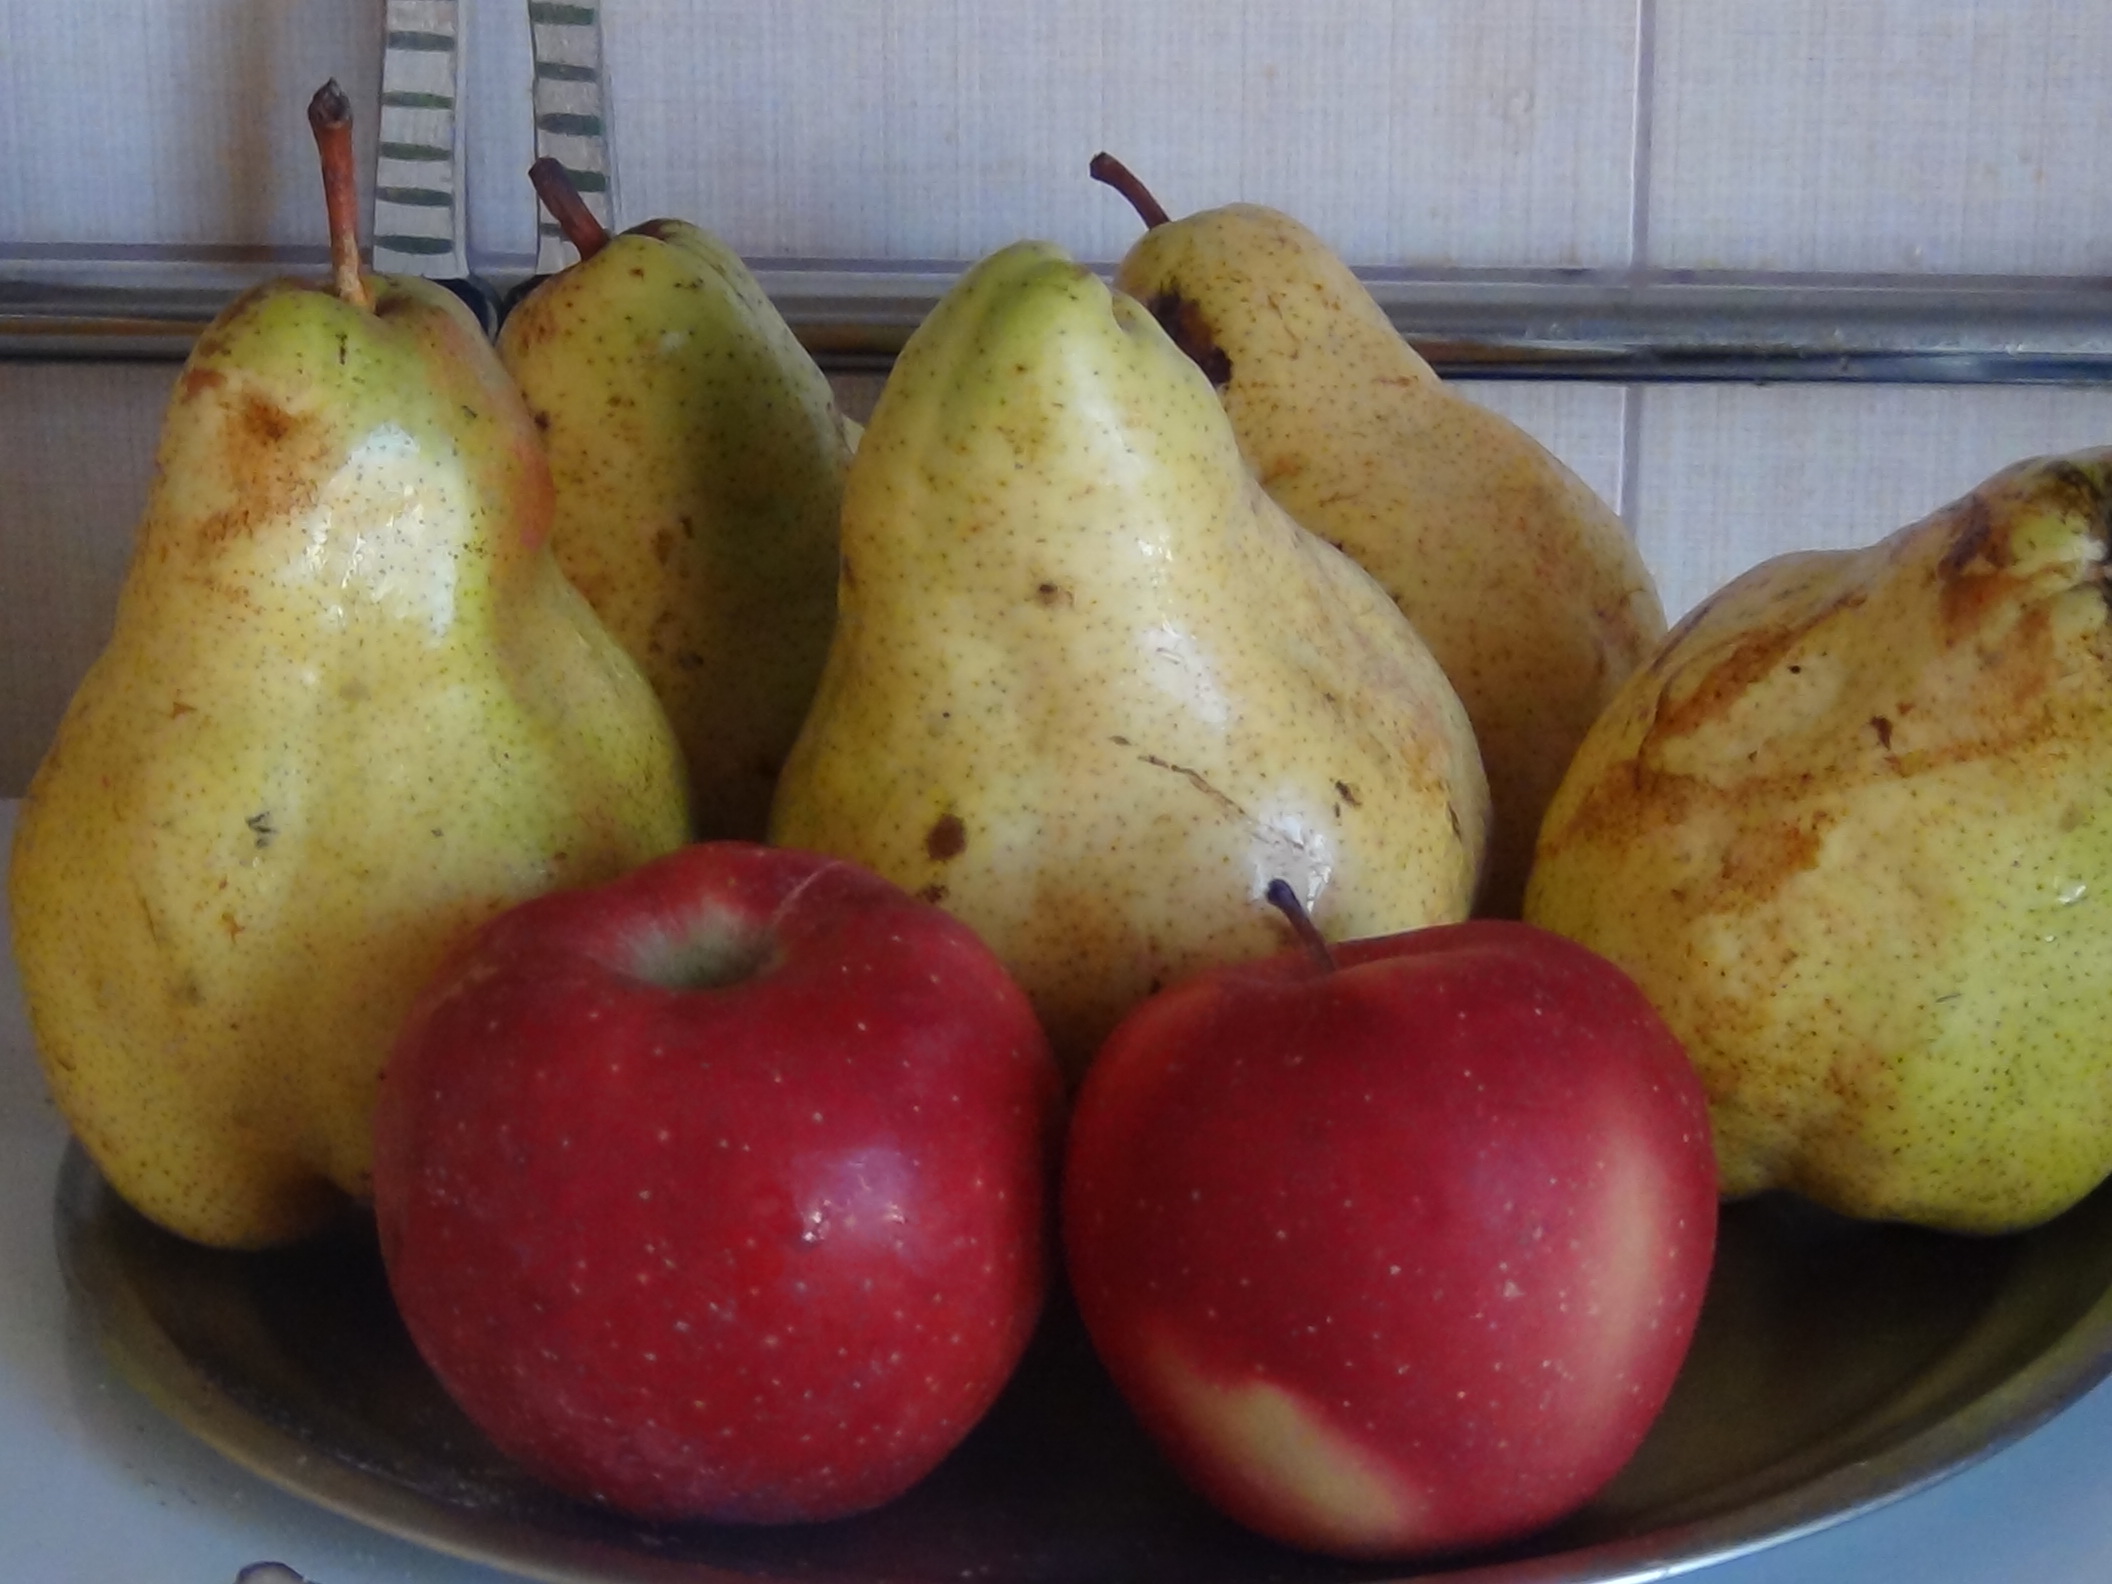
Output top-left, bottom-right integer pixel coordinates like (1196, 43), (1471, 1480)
(4, 796), (2111, 1584)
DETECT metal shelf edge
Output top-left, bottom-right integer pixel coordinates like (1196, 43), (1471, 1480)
(3, 262), (2109, 383)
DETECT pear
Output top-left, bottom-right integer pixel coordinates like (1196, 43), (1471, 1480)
(497, 160), (857, 840)
(5, 85), (690, 1249)
(769, 241), (1488, 1079)
(1525, 449), (2112, 1234)
(1094, 156), (1666, 917)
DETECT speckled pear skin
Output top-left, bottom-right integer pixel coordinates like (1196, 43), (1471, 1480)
(1112, 204), (1666, 918)
(1525, 450), (2112, 1233)
(769, 242), (1489, 1080)
(498, 221), (856, 839)
(6, 273), (691, 1250)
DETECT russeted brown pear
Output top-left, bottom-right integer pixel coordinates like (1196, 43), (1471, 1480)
(770, 241), (1488, 1080)
(1527, 449), (2112, 1233)
(1096, 157), (1666, 916)
(6, 86), (689, 1249)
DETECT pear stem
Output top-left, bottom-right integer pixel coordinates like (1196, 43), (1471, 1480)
(530, 157), (610, 260)
(307, 81), (370, 311)
(1089, 152), (1171, 230)
(1264, 879), (1337, 973)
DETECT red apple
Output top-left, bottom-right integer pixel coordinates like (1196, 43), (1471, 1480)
(370, 842), (1063, 1524)
(1061, 896), (1717, 1560)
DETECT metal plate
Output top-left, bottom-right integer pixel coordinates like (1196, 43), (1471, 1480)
(53, 1141), (2112, 1584)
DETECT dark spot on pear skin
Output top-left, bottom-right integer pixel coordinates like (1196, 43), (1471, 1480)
(918, 883), (949, 905)
(925, 813), (967, 862)
(1335, 780), (1360, 807)
(1716, 818), (1827, 903)
(243, 396), (294, 444)
(1035, 581), (1072, 608)
(1939, 497), (1998, 579)
(1146, 289), (1233, 387)
(181, 367), (225, 399)
(1871, 715), (1894, 749)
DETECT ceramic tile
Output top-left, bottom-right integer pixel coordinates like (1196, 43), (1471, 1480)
(578, 0), (1643, 268)
(0, 0), (382, 249)
(1631, 384), (2112, 626)
(1648, 0), (2112, 274)
(3, 0), (1639, 271)
(0, 365), (169, 794)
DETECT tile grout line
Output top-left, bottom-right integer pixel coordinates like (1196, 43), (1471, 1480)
(1619, 0), (1658, 530)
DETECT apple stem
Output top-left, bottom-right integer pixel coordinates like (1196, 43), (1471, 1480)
(1264, 879), (1337, 973)
(1089, 152), (1171, 230)
(530, 157), (610, 260)
(307, 81), (371, 311)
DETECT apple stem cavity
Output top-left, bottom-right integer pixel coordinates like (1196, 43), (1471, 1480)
(530, 157), (611, 261)
(1264, 879), (1337, 973)
(625, 915), (775, 993)
(307, 80), (371, 312)
(1090, 152), (1171, 230)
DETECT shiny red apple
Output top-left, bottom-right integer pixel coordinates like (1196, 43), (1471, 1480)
(1062, 894), (1717, 1559)
(371, 842), (1062, 1523)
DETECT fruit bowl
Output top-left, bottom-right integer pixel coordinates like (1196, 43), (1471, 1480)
(54, 1140), (2112, 1584)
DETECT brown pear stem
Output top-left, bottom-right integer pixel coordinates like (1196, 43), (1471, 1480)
(1264, 879), (1337, 973)
(530, 157), (610, 260)
(1089, 152), (1171, 230)
(307, 81), (370, 310)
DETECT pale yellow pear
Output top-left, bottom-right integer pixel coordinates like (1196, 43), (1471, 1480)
(1526, 450), (2112, 1233)
(499, 202), (856, 839)
(1103, 179), (1666, 916)
(8, 265), (690, 1249)
(770, 241), (1488, 1078)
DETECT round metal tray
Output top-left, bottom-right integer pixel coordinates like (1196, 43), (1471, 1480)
(53, 1142), (2112, 1584)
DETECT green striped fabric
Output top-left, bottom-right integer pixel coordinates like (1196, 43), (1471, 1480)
(372, 0), (466, 277)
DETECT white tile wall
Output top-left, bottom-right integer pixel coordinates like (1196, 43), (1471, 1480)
(0, 364), (169, 793)
(599, 0), (1641, 267)
(0, 1), (381, 250)
(0, 0), (1642, 270)
(1633, 384), (2112, 626)
(1647, 0), (2112, 275)
(6, 0), (2112, 799)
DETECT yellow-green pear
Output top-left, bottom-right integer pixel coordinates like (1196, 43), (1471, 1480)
(769, 240), (1488, 1079)
(497, 160), (856, 840)
(1095, 156), (1667, 917)
(5, 86), (689, 1249)
(1525, 449), (2112, 1234)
